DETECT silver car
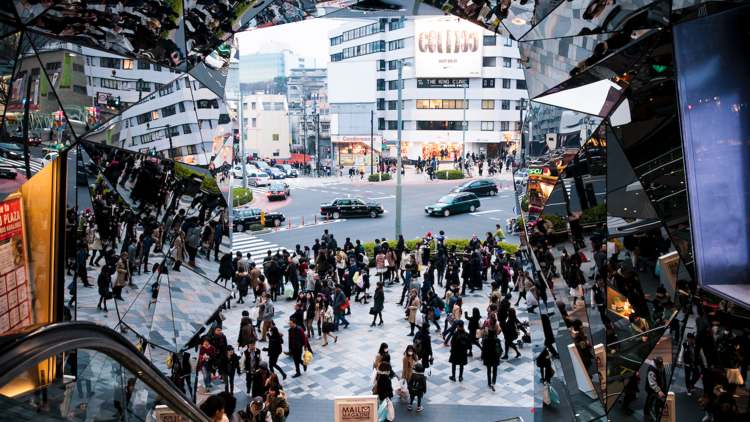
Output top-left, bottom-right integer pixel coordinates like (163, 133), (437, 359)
(247, 171), (271, 187)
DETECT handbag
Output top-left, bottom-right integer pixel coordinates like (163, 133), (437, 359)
(303, 350), (313, 366)
(369, 307), (376, 315)
(340, 297), (350, 310)
(522, 334), (531, 343)
(322, 322), (335, 333)
(105, 291), (113, 300)
(579, 251), (588, 263)
(543, 382), (551, 405)
(434, 307), (442, 319)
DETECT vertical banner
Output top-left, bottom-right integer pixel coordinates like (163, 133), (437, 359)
(0, 196), (31, 335)
(60, 56), (72, 87)
(40, 72), (48, 95)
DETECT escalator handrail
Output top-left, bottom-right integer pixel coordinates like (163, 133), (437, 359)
(0, 321), (211, 422)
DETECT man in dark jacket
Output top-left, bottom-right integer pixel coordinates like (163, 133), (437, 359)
(327, 234), (338, 251)
(498, 294), (512, 326)
(332, 284), (349, 330)
(242, 339), (262, 397)
(251, 361), (269, 399)
(287, 318), (312, 378)
(449, 320), (471, 382)
(644, 357), (666, 421)
(413, 322), (433, 370)
(211, 326), (228, 356)
(286, 256), (298, 299)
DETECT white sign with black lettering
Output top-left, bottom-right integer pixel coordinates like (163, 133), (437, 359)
(414, 17), (483, 78)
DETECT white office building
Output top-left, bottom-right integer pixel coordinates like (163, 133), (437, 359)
(327, 17), (527, 164)
(239, 93), (291, 160)
(239, 41), (317, 84)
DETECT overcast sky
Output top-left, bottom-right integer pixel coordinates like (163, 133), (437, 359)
(236, 19), (353, 68)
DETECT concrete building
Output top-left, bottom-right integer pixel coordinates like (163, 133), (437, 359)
(240, 93), (291, 160)
(287, 68), (330, 161)
(239, 41), (316, 84)
(327, 17), (527, 164)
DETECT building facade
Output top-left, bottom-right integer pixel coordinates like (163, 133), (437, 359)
(327, 17), (527, 163)
(239, 41), (316, 84)
(240, 93), (291, 160)
(287, 68), (330, 162)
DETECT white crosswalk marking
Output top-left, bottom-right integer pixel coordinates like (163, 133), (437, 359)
(232, 177), (361, 195)
(5, 158), (43, 174)
(231, 234), (286, 263)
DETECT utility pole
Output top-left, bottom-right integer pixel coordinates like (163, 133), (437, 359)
(316, 111), (322, 175)
(396, 62), (404, 237)
(370, 110), (374, 175)
(22, 74), (32, 178)
(240, 91), (247, 188)
(303, 98), (308, 175)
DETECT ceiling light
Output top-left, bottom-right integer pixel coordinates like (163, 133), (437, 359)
(512, 18), (526, 25)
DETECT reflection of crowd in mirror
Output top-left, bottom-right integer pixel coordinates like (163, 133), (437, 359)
(184, 0), (242, 67)
(251, 0), (308, 28)
(31, 1), (183, 67)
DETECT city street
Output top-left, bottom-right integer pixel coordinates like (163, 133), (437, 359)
(231, 168), (521, 255)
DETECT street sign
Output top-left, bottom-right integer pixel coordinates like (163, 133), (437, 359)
(384, 140), (398, 147)
(512, 206), (516, 214)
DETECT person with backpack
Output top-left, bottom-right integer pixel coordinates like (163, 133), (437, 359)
(408, 363), (427, 412)
(482, 329), (502, 391)
(448, 320), (471, 382)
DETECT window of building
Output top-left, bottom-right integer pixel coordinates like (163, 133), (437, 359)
(515, 122), (522, 131)
(123, 60), (133, 70)
(501, 121), (510, 131)
(389, 20), (405, 30)
(341, 22), (382, 43)
(377, 60), (385, 71)
(178, 102), (185, 113)
(503, 57), (512, 68)
(502, 79), (511, 89)
(153, 64), (162, 71)
(187, 145), (198, 155)
(502, 100), (510, 110)
(243, 118), (248, 127)
(136, 112), (152, 125)
(73, 85), (87, 95)
(136, 80), (150, 92)
(484, 36), (497, 46)
(378, 118), (385, 130)
(377, 79), (385, 91)
(262, 102), (271, 109)
(272, 134), (279, 141)
(417, 121), (465, 130)
(274, 102), (284, 110)
(377, 98), (385, 110)
(482, 78), (495, 88)
(166, 126), (180, 137)
(330, 35), (343, 46)
(45, 62), (61, 71)
(483, 57), (496, 67)
(251, 118), (256, 128)
(322, 124), (330, 131)
(388, 60), (399, 70)
(183, 124), (192, 134)
(252, 102), (257, 110)
(138, 61), (150, 70)
(241, 103), (248, 110)
(388, 80), (402, 90)
(416, 100), (466, 109)
(137, 132), (160, 144)
(482, 100), (495, 109)
(159, 82), (174, 96)
(151, 110), (159, 120)
(504, 37), (513, 47)
(72, 64), (85, 73)
(198, 99), (215, 109)
(100, 78), (118, 89)
(170, 147), (182, 157)
(387, 121), (398, 130)
(517, 59), (523, 69)
(218, 114), (230, 124)
(388, 39), (405, 51)
(481, 121), (494, 131)
(517, 80), (527, 90)
(30, 68), (40, 77)
(388, 100), (398, 110)
(162, 104), (176, 117)
(100, 57), (120, 68)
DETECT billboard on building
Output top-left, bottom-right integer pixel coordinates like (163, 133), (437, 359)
(414, 18), (483, 78)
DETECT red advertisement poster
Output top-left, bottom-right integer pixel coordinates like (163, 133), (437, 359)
(0, 197), (30, 335)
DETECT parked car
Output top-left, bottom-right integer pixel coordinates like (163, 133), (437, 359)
(233, 207), (285, 231)
(0, 142), (25, 160)
(0, 157), (17, 179)
(10, 131), (41, 146)
(267, 182), (290, 200)
(449, 179), (498, 196)
(267, 167), (286, 179)
(247, 171), (271, 187)
(320, 197), (384, 219)
(41, 152), (58, 168)
(232, 165), (255, 179)
(425, 193), (481, 217)
(275, 164), (298, 177)
(253, 161), (271, 171)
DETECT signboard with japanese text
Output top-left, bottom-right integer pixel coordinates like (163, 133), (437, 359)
(0, 196), (31, 335)
(414, 17), (483, 78)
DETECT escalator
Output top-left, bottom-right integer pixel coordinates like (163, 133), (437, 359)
(0, 322), (211, 422)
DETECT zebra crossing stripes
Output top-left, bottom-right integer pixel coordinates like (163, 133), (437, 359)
(5, 158), (43, 174)
(230, 234), (286, 263)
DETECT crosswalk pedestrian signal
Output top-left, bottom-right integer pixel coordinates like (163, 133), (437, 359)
(260, 211), (265, 226)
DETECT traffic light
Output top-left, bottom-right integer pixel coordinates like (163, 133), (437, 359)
(115, 96), (120, 107)
(260, 211), (265, 226)
(327, 147), (330, 153)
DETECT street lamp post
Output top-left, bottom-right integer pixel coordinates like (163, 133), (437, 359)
(461, 83), (468, 169)
(111, 70), (144, 101)
(395, 60), (412, 238)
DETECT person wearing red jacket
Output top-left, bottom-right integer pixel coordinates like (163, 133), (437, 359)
(287, 317), (312, 378)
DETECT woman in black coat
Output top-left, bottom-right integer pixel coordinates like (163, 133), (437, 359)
(448, 321), (471, 381)
(97, 264), (112, 311)
(502, 308), (527, 359)
(267, 327), (287, 379)
(375, 353), (394, 401)
(482, 329), (502, 390)
(216, 253), (234, 286)
(371, 282), (385, 326)
(266, 261), (282, 301)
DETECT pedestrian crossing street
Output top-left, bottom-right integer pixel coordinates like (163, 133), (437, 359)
(230, 233), (287, 262)
(234, 177), (363, 196)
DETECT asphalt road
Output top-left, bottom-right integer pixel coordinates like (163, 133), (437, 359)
(249, 178), (521, 248)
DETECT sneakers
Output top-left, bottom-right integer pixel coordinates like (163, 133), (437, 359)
(417, 407), (423, 412)
(490, 384), (495, 392)
(316, 336), (321, 340)
(408, 405), (412, 411)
